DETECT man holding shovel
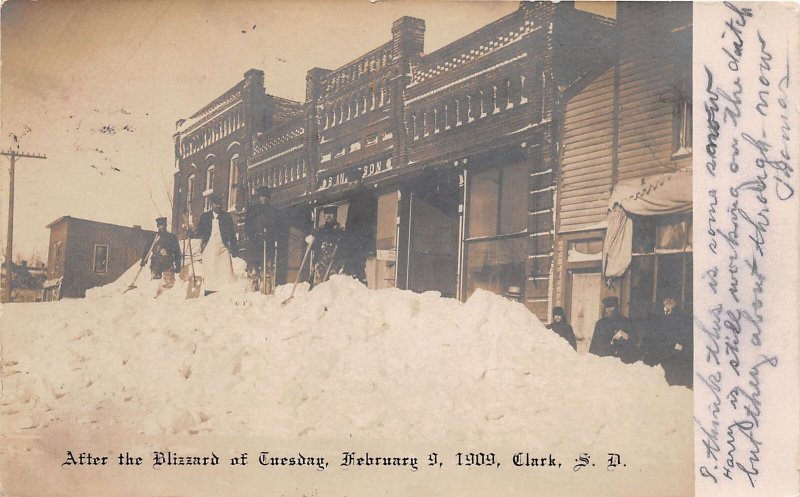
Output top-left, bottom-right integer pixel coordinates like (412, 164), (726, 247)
(244, 186), (277, 293)
(140, 217), (182, 298)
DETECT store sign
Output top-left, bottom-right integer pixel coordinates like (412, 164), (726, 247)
(317, 157), (393, 191)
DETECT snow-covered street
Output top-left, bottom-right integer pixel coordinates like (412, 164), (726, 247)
(0, 274), (692, 496)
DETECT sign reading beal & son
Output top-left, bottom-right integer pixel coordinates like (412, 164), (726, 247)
(317, 157), (393, 191)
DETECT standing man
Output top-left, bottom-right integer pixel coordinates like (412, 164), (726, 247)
(589, 296), (638, 363)
(244, 186), (276, 292)
(141, 217), (182, 298)
(643, 294), (693, 388)
(547, 307), (577, 350)
(194, 194), (239, 296)
(309, 206), (344, 286)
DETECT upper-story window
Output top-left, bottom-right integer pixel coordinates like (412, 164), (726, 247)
(53, 241), (63, 273)
(671, 27), (692, 159)
(187, 174), (196, 211)
(205, 165), (215, 193)
(228, 155), (239, 211)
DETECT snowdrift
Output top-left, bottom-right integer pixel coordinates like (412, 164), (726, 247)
(0, 273), (692, 497)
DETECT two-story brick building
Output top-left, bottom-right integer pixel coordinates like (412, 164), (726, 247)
(170, 2), (691, 329)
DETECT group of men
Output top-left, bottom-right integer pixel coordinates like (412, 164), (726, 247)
(588, 294), (693, 389)
(508, 288), (692, 388)
(139, 186), (369, 298)
(140, 193), (240, 297)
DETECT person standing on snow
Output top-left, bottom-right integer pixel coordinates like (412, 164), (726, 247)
(141, 217), (182, 297)
(547, 307), (577, 350)
(244, 186), (276, 291)
(194, 194), (239, 296)
(309, 206), (344, 286)
(589, 296), (638, 363)
(642, 294), (693, 388)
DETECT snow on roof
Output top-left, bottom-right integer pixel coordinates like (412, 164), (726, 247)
(1, 272), (691, 496)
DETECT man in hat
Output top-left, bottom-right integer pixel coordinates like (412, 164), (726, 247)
(547, 307), (577, 350)
(141, 217), (182, 297)
(642, 293), (693, 388)
(194, 194), (239, 295)
(309, 206), (344, 286)
(589, 296), (638, 362)
(244, 186), (277, 292)
(505, 286), (523, 303)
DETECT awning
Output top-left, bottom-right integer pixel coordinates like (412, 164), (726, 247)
(602, 170), (692, 278)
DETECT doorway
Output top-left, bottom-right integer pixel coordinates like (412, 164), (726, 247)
(407, 175), (460, 298)
(568, 270), (602, 353)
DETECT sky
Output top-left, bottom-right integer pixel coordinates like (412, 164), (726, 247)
(0, 0), (612, 260)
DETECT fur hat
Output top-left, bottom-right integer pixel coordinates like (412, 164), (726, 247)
(155, 217), (168, 227)
(602, 296), (619, 308)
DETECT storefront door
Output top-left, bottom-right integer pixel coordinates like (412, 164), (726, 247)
(568, 270), (602, 353)
(407, 179), (460, 298)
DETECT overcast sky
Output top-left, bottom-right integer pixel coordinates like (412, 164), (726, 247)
(0, 0), (611, 260)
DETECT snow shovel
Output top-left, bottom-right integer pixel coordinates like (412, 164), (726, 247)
(260, 239), (269, 295)
(281, 237), (313, 306)
(123, 234), (159, 293)
(322, 244), (339, 283)
(185, 236), (203, 299)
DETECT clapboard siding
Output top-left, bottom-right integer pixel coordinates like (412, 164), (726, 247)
(617, 2), (691, 181)
(558, 67), (615, 231)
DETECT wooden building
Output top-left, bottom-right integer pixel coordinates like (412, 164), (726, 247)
(552, 2), (692, 348)
(43, 216), (156, 300)
(236, 2), (615, 319)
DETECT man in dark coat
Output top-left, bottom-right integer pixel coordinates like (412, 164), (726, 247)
(643, 295), (693, 388)
(589, 296), (638, 363)
(309, 206), (344, 286)
(547, 307), (577, 350)
(193, 194), (239, 295)
(141, 217), (182, 297)
(244, 186), (276, 290)
(342, 189), (374, 284)
(195, 196), (239, 256)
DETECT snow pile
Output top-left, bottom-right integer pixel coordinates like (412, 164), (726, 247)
(1, 275), (692, 495)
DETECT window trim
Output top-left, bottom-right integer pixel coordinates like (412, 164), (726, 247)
(228, 155), (239, 211)
(92, 243), (109, 275)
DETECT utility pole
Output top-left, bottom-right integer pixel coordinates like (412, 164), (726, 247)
(1, 149), (47, 303)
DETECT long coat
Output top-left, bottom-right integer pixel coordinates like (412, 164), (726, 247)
(142, 231), (182, 274)
(589, 312), (638, 363)
(643, 310), (693, 388)
(244, 203), (276, 265)
(196, 210), (239, 257)
(547, 321), (577, 350)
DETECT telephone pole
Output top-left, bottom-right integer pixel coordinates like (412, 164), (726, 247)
(1, 149), (47, 303)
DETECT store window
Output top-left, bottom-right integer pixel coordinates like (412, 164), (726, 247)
(629, 214), (693, 322)
(464, 162), (528, 298)
(93, 244), (109, 275)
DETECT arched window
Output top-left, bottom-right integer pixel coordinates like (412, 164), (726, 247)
(205, 165), (215, 192)
(186, 174), (195, 211)
(228, 155), (239, 211)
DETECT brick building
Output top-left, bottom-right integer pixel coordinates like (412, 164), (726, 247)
(170, 2), (691, 328)
(171, 69), (303, 237)
(43, 216), (156, 300)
